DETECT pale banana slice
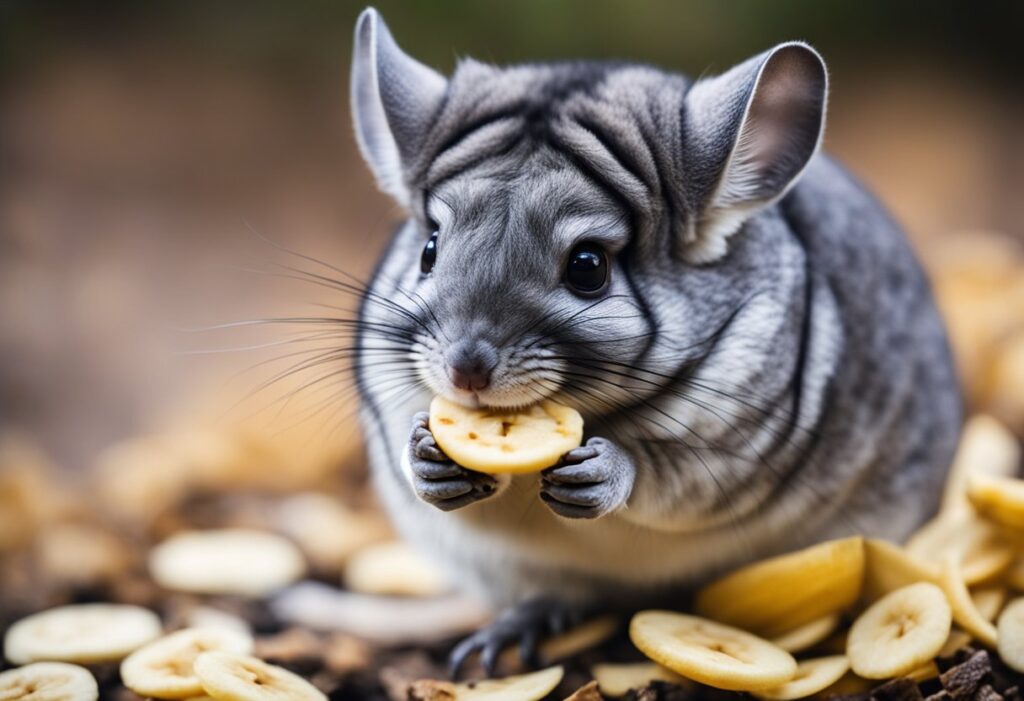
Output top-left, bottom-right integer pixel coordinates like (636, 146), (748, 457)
(941, 414), (1021, 519)
(121, 627), (254, 699)
(939, 555), (998, 647)
(907, 515), (1013, 585)
(629, 611), (797, 691)
(695, 537), (864, 637)
(193, 651), (326, 701)
(455, 665), (563, 700)
(997, 597), (1024, 673)
(754, 655), (850, 701)
(768, 614), (841, 653)
(343, 541), (449, 598)
(972, 586), (1008, 621)
(969, 474), (1024, 530)
(3, 603), (162, 665)
(846, 582), (951, 679)
(0, 662), (98, 701)
(862, 538), (938, 603)
(149, 529), (306, 597)
(591, 662), (686, 697)
(428, 396), (582, 474)
(496, 616), (618, 676)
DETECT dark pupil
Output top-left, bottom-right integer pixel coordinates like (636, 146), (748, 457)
(566, 244), (608, 292)
(421, 233), (438, 274)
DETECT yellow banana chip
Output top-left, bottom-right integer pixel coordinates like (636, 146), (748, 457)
(3, 603), (162, 665)
(754, 656), (849, 700)
(695, 537), (864, 636)
(120, 627), (254, 699)
(428, 396), (582, 474)
(939, 555), (998, 648)
(969, 474), (1024, 530)
(343, 542), (449, 598)
(941, 415), (1020, 519)
(846, 582), (951, 679)
(862, 539), (938, 603)
(768, 614), (841, 653)
(591, 662), (686, 697)
(997, 597), (1024, 673)
(454, 665), (564, 701)
(629, 611), (797, 691)
(0, 662), (98, 701)
(193, 651), (327, 701)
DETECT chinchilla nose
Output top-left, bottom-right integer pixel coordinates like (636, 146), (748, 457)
(445, 339), (498, 391)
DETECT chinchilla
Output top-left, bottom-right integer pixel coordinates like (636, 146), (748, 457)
(348, 7), (962, 673)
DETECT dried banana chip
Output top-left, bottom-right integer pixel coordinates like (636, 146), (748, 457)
(121, 627), (254, 699)
(939, 555), (998, 647)
(455, 665), (564, 700)
(274, 492), (391, 571)
(862, 538), (938, 603)
(429, 396), (582, 474)
(754, 655), (849, 700)
(3, 603), (162, 665)
(0, 661), (98, 701)
(941, 415), (1020, 519)
(149, 529), (306, 597)
(971, 586), (1008, 621)
(768, 614), (841, 653)
(695, 537), (864, 636)
(591, 662), (686, 697)
(907, 516), (1013, 585)
(496, 616), (618, 676)
(343, 542), (449, 598)
(629, 611), (797, 691)
(969, 474), (1024, 530)
(997, 597), (1024, 673)
(846, 582), (951, 679)
(193, 651), (326, 701)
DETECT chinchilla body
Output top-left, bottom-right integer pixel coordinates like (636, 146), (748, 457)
(351, 9), (962, 607)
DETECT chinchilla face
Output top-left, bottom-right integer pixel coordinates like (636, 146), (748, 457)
(351, 8), (827, 417)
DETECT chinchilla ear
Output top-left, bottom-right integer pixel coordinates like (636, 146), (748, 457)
(682, 42), (827, 263)
(351, 8), (447, 207)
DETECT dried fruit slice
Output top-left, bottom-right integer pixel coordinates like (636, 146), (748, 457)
(428, 396), (582, 474)
(997, 597), (1024, 673)
(193, 651), (326, 701)
(3, 603), (162, 665)
(862, 539), (938, 602)
(591, 662), (686, 697)
(456, 665), (564, 700)
(755, 656), (850, 700)
(343, 542), (448, 598)
(939, 555), (998, 647)
(846, 582), (951, 679)
(907, 516), (1013, 585)
(695, 537), (864, 636)
(969, 474), (1024, 530)
(972, 586), (1008, 622)
(941, 415), (1020, 519)
(120, 627), (254, 699)
(768, 614), (841, 653)
(149, 529), (305, 597)
(0, 662), (98, 701)
(629, 611), (797, 691)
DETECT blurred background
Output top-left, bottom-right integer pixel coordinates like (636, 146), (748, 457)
(1, 0), (1024, 692)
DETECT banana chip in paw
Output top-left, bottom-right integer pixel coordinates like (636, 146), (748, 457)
(591, 662), (686, 697)
(846, 582), (951, 679)
(997, 597), (1024, 673)
(121, 627), (254, 699)
(695, 537), (864, 637)
(193, 651), (327, 701)
(754, 655), (850, 700)
(629, 611), (797, 691)
(0, 662), (98, 701)
(149, 529), (306, 597)
(3, 603), (162, 665)
(428, 396), (582, 474)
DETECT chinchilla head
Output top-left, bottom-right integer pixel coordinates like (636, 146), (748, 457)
(351, 7), (827, 414)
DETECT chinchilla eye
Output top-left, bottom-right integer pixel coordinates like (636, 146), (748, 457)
(565, 242), (609, 293)
(421, 232), (438, 274)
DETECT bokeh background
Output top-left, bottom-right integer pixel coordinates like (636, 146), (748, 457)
(2, 1), (1024, 695)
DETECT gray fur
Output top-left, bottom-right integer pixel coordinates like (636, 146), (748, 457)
(351, 8), (962, 608)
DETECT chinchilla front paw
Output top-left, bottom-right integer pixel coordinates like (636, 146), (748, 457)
(407, 411), (498, 511)
(540, 437), (635, 519)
